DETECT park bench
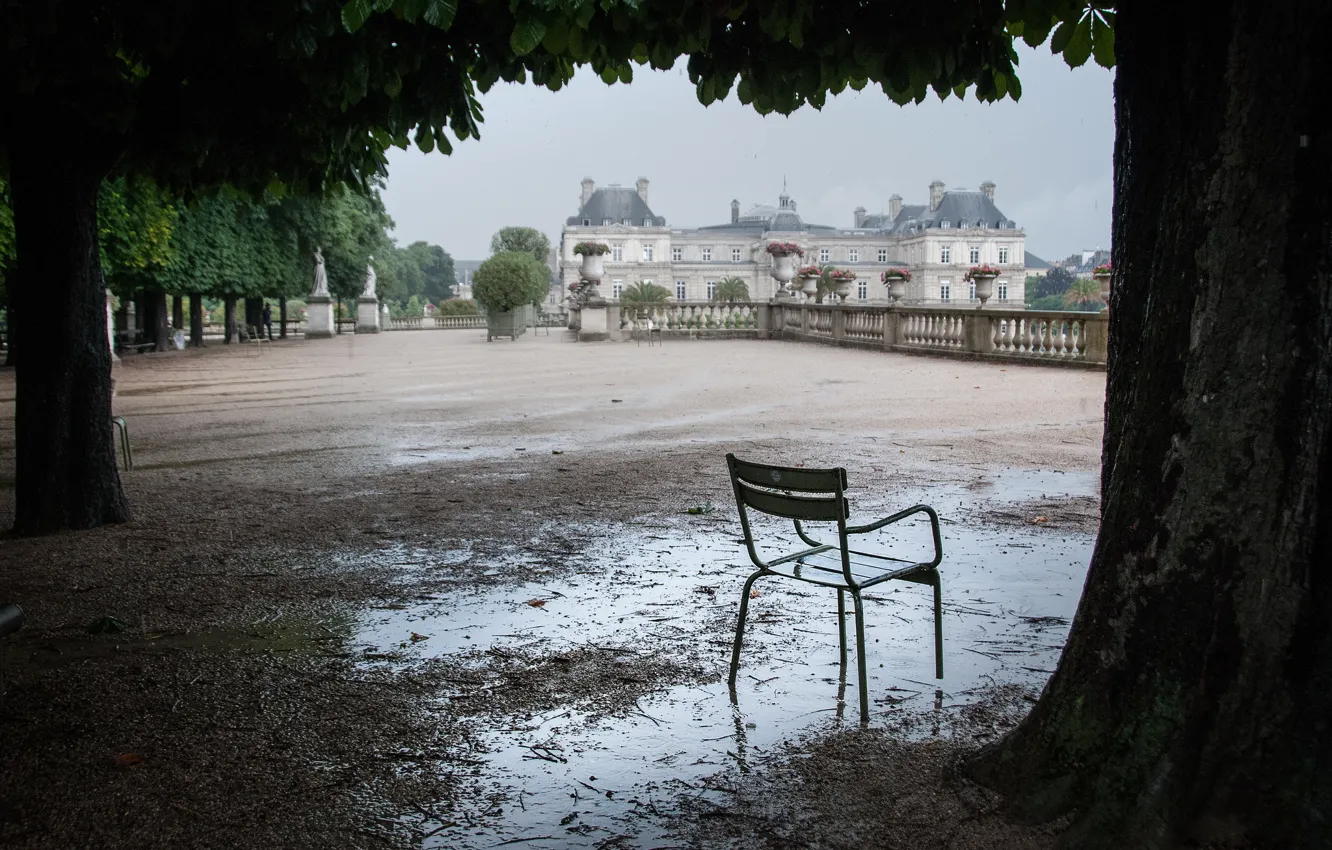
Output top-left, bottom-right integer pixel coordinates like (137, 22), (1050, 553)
(0, 603), (23, 709)
(724, 454), (944, 724)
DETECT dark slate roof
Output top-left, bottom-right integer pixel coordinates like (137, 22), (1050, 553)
(1024, 251), (1051, 270)
(886, 194), (1014, 233)
(567, 187), (665, 226)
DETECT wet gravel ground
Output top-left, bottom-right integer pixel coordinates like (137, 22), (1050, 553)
(0, 332), (1105, 848)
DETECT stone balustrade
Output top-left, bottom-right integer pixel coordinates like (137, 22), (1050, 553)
(621, 301), (762, 334)
(770, 302), (1106, 367)
(382, 314), (487, 330)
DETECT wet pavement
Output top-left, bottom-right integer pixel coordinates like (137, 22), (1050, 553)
(350, 471), (1097, 847)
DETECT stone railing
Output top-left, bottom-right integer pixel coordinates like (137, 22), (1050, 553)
(771, 301), (1106, 367)
(381, 314), (487, 330)
(621, 301), (762, 333)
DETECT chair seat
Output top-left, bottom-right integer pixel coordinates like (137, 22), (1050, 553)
(767, 546), (935, 589)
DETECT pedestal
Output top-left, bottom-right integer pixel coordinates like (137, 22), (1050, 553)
(357, 296), (381, 334)
(578, 298), (610, 342)
(306, 295), (335, 339)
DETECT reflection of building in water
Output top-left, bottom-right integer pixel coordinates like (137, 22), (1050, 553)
(559, 177), (1029, 305)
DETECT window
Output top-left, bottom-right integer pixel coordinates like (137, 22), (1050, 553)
(968, 281), (976, 300)
(940, 220), (952, 229)
(979, 221), (988, 230)
(969, 246), (980, 264)
(672, 247), (682, 262)
(675, 280), (686, 299)
(819, 248), (830, 263)
(582, 218), (590, 226)
(642, 245), (654, 262)
(602, 218), (612, 226)
(940, 281), (951, 301)
(857, 281), (868, 300)
(878, 248), (888, 263)
(849, 248), (860, 263)
(643, 218), (652, 226)
(611, 244), (623, 262)
(997, 280), (1009, 301)
(998, 247), (1010, 264)
(701, 247), (712, 262)
(623, 218), (632, 226)
(706, 280), (717, 299)
(612, 279), (623, 298)
(940, 246), (951, 264)
(732, 247), (742, 262)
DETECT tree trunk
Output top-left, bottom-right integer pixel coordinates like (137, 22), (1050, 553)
(968, 1), (1332, 846)
(244, 296), (263, 335)
(172, 294), (183, 338)
(189, 293), (204, 347)
(8, 151), (129, 534)
(279, 296), (288, 339)
(223, 297), (236, 344)
(4, 279), (14, 368)
(151, 290), (169, 352)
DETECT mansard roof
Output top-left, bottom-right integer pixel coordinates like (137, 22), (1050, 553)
(567, 187), (665, 226)
(1024, 251), (1052, 270)
(886, 192), (1014, 233)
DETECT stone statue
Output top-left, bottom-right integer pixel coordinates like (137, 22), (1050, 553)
(361, 256), (377, 298)
(311, 247), (329, 297)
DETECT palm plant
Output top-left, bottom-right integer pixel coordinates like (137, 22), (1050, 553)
(619, 280), (672, 306)
(712, 276), (750, 303)
(814, 264), (838, 303)
(1062, 277), (1105, 311)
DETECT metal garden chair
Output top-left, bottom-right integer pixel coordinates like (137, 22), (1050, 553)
(725, 453), (944, 723)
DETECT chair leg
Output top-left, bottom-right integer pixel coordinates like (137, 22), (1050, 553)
(728, 571), (763, 688)
(851, 589), (869, 724)
(837, 589), (848, 668)
(932, 571), (944, 680)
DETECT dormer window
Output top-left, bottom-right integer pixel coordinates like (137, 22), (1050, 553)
(602, 218), (612, 226)
(643, 218), (652, 226)
(940, 220), (952, 229)
(582, 219), (590, 226)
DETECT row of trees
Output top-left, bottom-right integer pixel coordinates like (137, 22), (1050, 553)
(1026, 265), (1105, 311)
(0, 177), (457, 350)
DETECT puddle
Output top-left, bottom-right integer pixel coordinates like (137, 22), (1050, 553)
(352, 500), (1094, 847)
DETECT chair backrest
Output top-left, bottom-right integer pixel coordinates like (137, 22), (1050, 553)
(726, 454), (848, 523)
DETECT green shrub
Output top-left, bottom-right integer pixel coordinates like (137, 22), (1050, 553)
(437, 298), (479, 316)
(472, 251), (548, 314)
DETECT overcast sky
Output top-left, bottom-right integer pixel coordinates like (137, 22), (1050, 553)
(380, 45), (1113, 263)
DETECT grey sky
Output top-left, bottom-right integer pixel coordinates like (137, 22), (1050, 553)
(381, 45), (1112, 263)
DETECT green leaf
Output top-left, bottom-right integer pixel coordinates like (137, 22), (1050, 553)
(540, 20), (568, 53)
(510, 17), (547, 56)
(415, 125), (434, 153)
(384, 72), (402, 98)
(1022, 15), (1055, 48)
(1050, 19), (1074, 55)
(422, 0), (457, 29)
(600, 64), (619, 85)
(1091, 13), (1116, 68)
(1062, 14), (1093, 68)
(341, 0), (373, 32)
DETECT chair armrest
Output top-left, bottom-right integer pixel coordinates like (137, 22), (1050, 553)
(844, 504), (943, 569)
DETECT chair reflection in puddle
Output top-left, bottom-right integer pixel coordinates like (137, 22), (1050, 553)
(725, 453), (944, 723)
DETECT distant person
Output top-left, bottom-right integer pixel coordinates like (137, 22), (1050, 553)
(262, 303), (273, 340)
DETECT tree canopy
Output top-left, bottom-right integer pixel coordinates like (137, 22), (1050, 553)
(489, 227), (551, 266)
(472, 251), (548, 314)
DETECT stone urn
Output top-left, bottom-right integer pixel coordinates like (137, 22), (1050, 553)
(885, 278), (908, 303)
(580, 252), (605, 283)
(1094, 272), (1112, 308)
(770, 254), (797, 299)
(800, 276), (820, 299)
(833, 278), (855, 302)
(971, 275), (996, 306)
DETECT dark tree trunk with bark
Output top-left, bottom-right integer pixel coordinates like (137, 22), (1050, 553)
(189, 293), (204, 347)
(171, 295), (183, 338)
(244, 297), (262, 335)
(8, 150), (130, 534)
(969, 1), (1332, 846)
(279, 296), (288, 339)
(4, 281), (15, 368)
(150, 290), (169, 352)
(223, 297), (237, 343)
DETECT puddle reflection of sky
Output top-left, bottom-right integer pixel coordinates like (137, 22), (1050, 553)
(354, 472), (1096, 847)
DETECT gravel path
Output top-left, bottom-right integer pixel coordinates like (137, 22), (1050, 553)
(0, 331), (1106, 848)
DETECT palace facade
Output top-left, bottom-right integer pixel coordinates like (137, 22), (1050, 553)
(558, 177), (1028, 305)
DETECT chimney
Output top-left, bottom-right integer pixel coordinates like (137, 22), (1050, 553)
(980, 180), (995, 201)
(636, 176), (649, 204)
(853, 206), (866, 228)
(888, 193), (903, 220)
(929, 180), (945, 211)
(580, 177), (595, 208)
(731, 199), (740, 223)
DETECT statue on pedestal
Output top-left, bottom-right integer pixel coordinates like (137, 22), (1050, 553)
(361, 256), (377, 298)
(311, 247), (329, 297)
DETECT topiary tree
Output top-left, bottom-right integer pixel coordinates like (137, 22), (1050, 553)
(489, 226), (551, 266)
(471, 251), (547, 314)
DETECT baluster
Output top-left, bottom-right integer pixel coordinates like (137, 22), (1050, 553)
(1073, 319), (1085, 358)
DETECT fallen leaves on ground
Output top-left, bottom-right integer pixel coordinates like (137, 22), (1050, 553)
(115, 753), (146, 768)
(409, 632), (430, 642)
(526, 599), (547, 608)
(1030, 516), (1049, 524)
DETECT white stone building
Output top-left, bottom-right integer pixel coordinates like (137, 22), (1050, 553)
(559, 178), (1028, 306)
